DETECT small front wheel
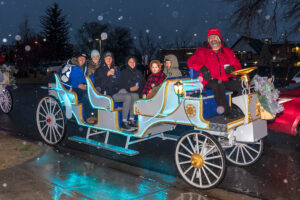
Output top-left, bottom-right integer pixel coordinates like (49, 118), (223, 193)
(36, 96), (66, 145)
(175, 131), (226, 189)
(0, 88), (13, 113)
(224, 139), (263, 166)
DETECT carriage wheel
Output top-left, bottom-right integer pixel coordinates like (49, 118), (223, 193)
(224, 139), (263, 166)
(175, 131), (226, 189)
(36, 96), (65, 145)
(0, 88), (13, 113)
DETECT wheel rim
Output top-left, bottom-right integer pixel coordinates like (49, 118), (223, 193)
(36, 96), (65, 145)
(224, 140), (263, 166)
(0, 88), (12, 113)
(175, 132), (225, 189)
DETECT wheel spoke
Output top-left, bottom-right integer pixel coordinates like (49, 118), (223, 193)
(198, 169), (202, 187)
(201, 167), (211, 185)
(53, 125), (62, 137)
(203, 165), (219, 179)
(49, 98), (52, 114)
(205, 155), (222, 161)
(39, 112), (47, 119)
(244, 144), (259, 154)
(54, 109), (61, 117)
(205, 161), (223, 169)
(52, 102), (57, 114)
(178, 152), (191, 159)
(45, 126), (50, 138)
(242, 146), (254, 160)
(187, 135), (196, 153)
(180, 143), (194, 155)
(195, 134), (199, 154)
(183, 165), (193, 175)
(191, 168), (197, 183)
(235, 147), (240, 163)
(200, 137), (207, 155)
(227, 145), (237, 158)
(40, 104), (48, 115)
(179, 160), (191, 165)
(241, 146), (246, 164)
(44, 99), (50, 114)
(55, 118), (64, 121)
(203, 145), (217, 157)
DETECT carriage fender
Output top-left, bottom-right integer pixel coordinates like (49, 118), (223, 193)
(234, 120), (268, 143)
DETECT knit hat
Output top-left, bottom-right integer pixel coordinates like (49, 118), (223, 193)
(207, 28), (221, 39)
(103, 51), (113, 59)
(91, 49), (100, 58)
(77, 53), (87, 58)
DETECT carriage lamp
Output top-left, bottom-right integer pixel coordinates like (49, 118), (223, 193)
(174, 81), (184, 97)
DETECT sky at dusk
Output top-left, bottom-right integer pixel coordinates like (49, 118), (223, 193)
(0, 0), (295, 47)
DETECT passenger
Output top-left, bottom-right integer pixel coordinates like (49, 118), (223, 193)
(163, 54), (182, 78)
(87, 49), (100, 80)
(118, 56), (146, 127)
(142, 60), (166, 99)
(60, 53), (97, 124)
(187, 28), (242, 119)
(94, 52), (135, 131)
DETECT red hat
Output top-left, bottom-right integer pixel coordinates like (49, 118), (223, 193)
(207, 28), (221, 38)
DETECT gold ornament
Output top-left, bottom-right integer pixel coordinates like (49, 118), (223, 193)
(185, 104), (196, 118)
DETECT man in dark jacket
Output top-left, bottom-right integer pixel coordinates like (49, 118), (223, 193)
(94, 52), (135, 131)
(187, 28), (242, 119)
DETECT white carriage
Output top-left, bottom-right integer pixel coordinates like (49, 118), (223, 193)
(0, 71), (13, 113)
(36, 67), (269, 189)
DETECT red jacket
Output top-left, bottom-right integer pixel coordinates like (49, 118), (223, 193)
(187, 28), (241, 87)
(187, 47), (242, 86)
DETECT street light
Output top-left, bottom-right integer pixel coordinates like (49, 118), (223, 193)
(95, 32), (108, 55)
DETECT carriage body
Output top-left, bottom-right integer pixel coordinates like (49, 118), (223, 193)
(37, 72), (268, 189)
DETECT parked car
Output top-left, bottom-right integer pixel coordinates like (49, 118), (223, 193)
(267, 82), (300, 137)
(290, 70), (300, 84)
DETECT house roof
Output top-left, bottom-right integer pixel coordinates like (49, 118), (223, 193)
(231, 36), (264, 54)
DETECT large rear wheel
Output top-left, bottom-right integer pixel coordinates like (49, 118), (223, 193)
(0, 88), (13, 113)
(175, 131), (226, 189)
(36, 96), (66, 145)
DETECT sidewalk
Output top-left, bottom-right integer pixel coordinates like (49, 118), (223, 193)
(0, 132), (261, 200)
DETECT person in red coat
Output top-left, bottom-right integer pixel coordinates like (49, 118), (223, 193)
(187, 28), (242, 119)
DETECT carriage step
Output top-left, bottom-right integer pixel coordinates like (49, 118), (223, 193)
(68, 136), (139, 156)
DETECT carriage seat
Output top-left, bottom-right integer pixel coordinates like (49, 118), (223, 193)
(54, 73), (79, 105)
(86, 77), (122, 112)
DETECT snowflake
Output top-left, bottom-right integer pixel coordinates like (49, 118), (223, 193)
(217, 106), (225, 114)
(283, 179), (288, 184)
(97, 15), (103, 21)
(145, 29), (150, 33)
(158, 35), (162, 39)
(15, 35), (21, 41)
(265, 15), (270, 20)
(0, 1), (4, 5)
(91, 8), (95, 12)
(2, 183), (7, 188)
(166, 4), (170, 8)
(8, 34), (11, 37)
(25, 45), (31, 51)
(43, 38), (47, 42)
(257, 9), (262, 14)
(133, 36), (137, 40)
(118, 16), (123, 21)
(175, 29), (179, 32)
(172, 11), (179, 18)
(2, 38), (7, 43)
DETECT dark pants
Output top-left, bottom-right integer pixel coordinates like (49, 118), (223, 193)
(73, 88), (96, 120)
(205, 79), (242, 113)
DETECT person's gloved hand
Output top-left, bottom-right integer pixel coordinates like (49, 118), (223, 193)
(200, 66), (211, 81)
(225, 66), (235, 74)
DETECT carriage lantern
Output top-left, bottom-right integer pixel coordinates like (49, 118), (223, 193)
(174, 81), (184, 97)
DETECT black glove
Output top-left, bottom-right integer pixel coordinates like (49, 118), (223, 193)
(200, 66), (211, 81)
(225, 66), (235, 74)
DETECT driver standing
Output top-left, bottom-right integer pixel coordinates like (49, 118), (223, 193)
(187, 28), (242, 119)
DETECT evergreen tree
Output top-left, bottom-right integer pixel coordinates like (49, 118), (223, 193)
(40, 3), (70, 61)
